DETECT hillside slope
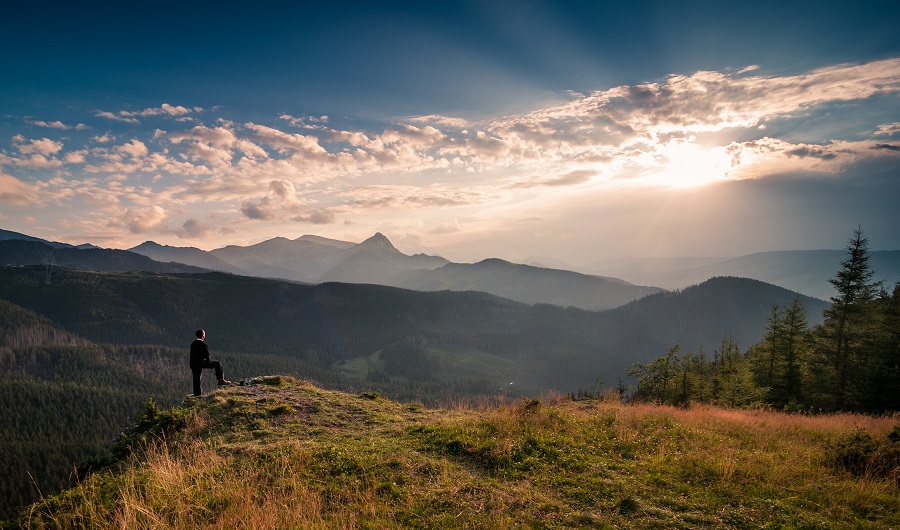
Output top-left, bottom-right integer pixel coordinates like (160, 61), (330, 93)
(395, 258), (664, 312)
(128, 241), (247, 275)
(12, 378), (899, 528)
(592, 250), (900, 301)
(596, 276), (829, 356)
(0, 267), (827, 395)
(0, 240), (209, 275)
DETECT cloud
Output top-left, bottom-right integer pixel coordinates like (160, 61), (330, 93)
(176, 218), (214, 238)
(120, 205), (166, 233)
(10, 154), (63, 169)
(268, 179), (300, 203)
(406, 114), (471, 128)
(785, 146), (840, 160)
(5, 58), (900, 249)
(114, 139), (149, 158)
(240, 197), (278, 220)
(14, 137), (64, 156)
(504, 170), (597, 189)
(350, 185), (496, 210)
(292, 209), (336, 224)
(95, 111), (140, 124)
(95, 103), (194, 124)
(64, 150), (88, 163)
(0, 171), (40, 205)
(134, 104), (193, 117)
(244, 123), (328, 156)
(279, 114), (329, 128)
(875, 122), (900, 136)
(427, 220), (462, 234)
(162, 125), (237, 148)
(31, 119), (87, 130)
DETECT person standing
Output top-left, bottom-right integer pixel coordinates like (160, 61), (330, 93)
(190, 329), (232, 396)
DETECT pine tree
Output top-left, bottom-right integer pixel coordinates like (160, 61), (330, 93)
(779, 296), (811, 405)
(713, 336), (765, 408)
(863, 284), (900, 411)
(816, 227), (881, 410)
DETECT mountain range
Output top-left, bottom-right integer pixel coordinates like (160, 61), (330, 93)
(8, 227), (897, 307)
(587, 250), (900, 301)
(0, 229), (664, 312)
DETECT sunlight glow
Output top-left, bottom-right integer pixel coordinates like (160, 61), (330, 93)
(648, 138), (734, 188)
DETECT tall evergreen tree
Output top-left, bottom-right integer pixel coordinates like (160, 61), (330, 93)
(778, 296), (811, 405)
(863, 284), (900, 411)
(713, 336), (765, 408)
(816, 227), (881, 410)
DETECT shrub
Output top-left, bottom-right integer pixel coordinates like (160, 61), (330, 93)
(828, 426), (900, 483)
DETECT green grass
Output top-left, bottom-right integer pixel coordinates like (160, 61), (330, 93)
(334, 344), (541, 397)
(10, 378), (899, 529)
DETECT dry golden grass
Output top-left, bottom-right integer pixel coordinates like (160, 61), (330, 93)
(14, 380), (900, 529)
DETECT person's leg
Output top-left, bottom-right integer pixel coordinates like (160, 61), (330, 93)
(192, 366), (202, 396)
(211, 360), (224, 382)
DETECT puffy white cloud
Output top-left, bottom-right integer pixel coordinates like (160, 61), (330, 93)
(244, 123), (328, 156)
(134, 104), (191, 117)
(63, 150), (88, 163)
(15, 137), (64, 156)
(120, 205), (166, 233)
(114, 139), (149, 158)
(163, 125), (238, 148)
(11, 154), (63, 169)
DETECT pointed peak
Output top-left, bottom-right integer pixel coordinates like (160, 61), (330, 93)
(360, 232), (398, 251)
(131, 240), (163, 249)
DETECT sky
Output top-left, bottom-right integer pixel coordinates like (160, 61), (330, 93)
(2, 0), (899, 266)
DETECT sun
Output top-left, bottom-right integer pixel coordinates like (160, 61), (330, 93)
(648, 137), (733, 188)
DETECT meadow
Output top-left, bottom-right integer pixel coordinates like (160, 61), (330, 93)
(13, 377), (898, 529)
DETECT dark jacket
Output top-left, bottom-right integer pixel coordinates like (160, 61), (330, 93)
(190, 339), (210, 368)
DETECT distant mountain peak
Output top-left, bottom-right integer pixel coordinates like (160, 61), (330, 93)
(360, 232), (398, 252)
(131, 240), (163, 249)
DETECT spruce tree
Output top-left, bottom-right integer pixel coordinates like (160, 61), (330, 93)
(779, 296), (811, 405)
(817, 227), (880, 410)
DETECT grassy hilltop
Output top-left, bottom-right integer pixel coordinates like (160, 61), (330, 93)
(12, 377), (899, 529)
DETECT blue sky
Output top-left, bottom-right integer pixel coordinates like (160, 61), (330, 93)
(2, 1), (899, 264)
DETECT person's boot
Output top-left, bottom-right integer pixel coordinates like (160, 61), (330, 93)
(217, 379), (234, 386)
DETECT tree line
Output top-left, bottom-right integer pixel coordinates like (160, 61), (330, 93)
(628, 228), (899, 413)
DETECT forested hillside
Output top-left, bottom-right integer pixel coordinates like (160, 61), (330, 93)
(0, 263), (831, 518)
(627, 230), (900, 414)
(0, 266), (822, 394)
(0, 298), (332, 518)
